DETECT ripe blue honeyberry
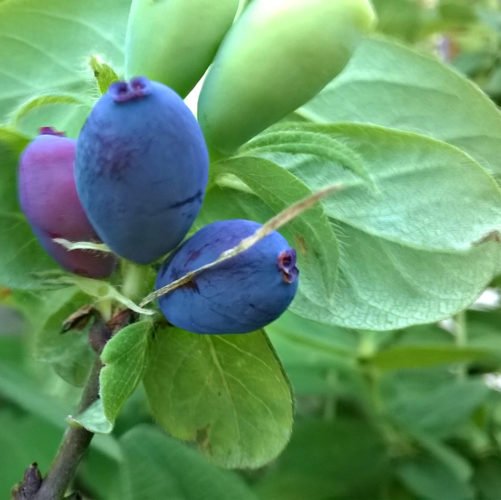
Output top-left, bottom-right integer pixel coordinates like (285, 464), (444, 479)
(155, 219), (299, 334)
(18, 127), (117, 278)
(75, 77), (209, 264)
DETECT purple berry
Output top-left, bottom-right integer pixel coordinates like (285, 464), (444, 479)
(18, 128), (117, 278)
(75, 77), (209, 264)
(155, 219), (299, 334)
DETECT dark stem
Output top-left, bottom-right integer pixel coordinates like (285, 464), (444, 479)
(13, 308), (134, 500)
(32, 357), (102, 500)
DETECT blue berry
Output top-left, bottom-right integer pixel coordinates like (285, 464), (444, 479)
(75, 77), (209, 264)
(156, 219), (299, 333)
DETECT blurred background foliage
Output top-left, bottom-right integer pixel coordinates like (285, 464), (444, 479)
(373, 0), (501, 104)
(3, 0), (501, 499)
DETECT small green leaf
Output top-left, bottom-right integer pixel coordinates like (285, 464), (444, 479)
(69, 399), (112, 434)
(100, 320), (152, 423)
(63, 275), (155, 316)
(90, 56), (119, 94)
(119, 425), (258, 500)
(143, 326), (293, 469)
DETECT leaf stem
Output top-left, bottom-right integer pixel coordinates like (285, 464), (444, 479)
(32, 357), (102, 500)
(121, 261), (150, 302)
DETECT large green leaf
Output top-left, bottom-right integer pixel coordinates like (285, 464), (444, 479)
(300, 36), (501, 178)
(244, 124), (501, 252)
(0, 0), (129, 121)
(241, 123), (501, 329)
(143, 326), (293, 469)
(118, 425), (257, 500)
(100, 320), (152, 424)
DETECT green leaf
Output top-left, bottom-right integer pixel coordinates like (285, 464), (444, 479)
(373, 345), (492, 371)
(143, 326), (293, 469)
(239, 128), (375, 188)
(210, 156), (339, 317)
(10, 287), (94, 386)
(100, 320), (152, 424)
(474, 457), (501, 500)
(62, 275), (154, 316)
(382, 371), (490, 438)
(32, 288), (94, 385)
(118, 425), (258, 500)
(300, 36), (501, 178)
(415, 433), (473, 484)
(246, 123), (501, 252)
(396, 452), (474, 500)
(90, 55), (119, 95)
(255, 419), (389, 500)
(70, 399), (113, 434)
(242, 123), (501, 329)
(0, 0), (129, 120)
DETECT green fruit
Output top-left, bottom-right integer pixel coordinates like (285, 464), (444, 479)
(198, 0), (376, 153)
(125, 0), (240, 97)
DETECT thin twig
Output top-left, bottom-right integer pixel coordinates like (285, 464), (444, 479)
(32, 357), (102, 500)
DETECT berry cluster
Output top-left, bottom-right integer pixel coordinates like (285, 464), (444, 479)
(18, 78), (299, 334)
